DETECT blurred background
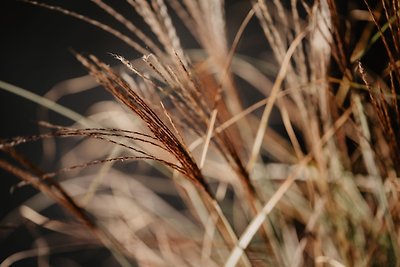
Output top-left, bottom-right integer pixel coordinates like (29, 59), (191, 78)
(0, 1), (138, 265)
(0, 1), (255, 265)
(1, 0), (377, 266)
(0, 0), (262, 218)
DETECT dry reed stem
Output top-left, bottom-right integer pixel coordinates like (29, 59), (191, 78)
(247, 29), (309, 173)
(0, 159), (133, 267)
(225, 106), (353, 267)
(74, 52), (255, 265)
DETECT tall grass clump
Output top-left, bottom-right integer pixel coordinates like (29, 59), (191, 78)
(1, 0), (400, 266)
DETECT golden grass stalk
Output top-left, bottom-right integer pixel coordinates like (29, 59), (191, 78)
(2, 0), (400, 266)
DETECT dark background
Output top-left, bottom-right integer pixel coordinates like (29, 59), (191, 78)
(0, 1), (165, 265)
(0, 1), (142, 265)
(0, 0), (139, 223)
